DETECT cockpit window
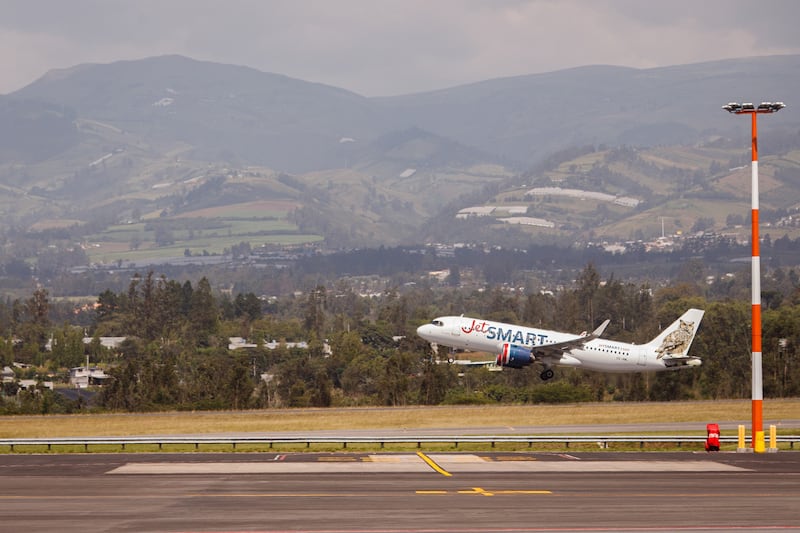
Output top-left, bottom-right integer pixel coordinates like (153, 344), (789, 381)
(432, 320), (444, 327)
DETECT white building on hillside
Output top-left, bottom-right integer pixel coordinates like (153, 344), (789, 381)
(69, 366), (110, 389)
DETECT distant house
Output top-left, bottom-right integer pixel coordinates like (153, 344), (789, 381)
(18, 379), (54, 391)
(1, 366), (15, 383)
(69, 367), (110, 389)
(83, 337), (127, 349)
(456, 206), (496, 218)
(45, 336), (127, 351)
(498, 216), (555, 228)
(229, 338), (332, 356)
(228, 337), (257, 350)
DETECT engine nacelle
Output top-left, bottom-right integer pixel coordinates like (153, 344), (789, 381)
(496, 344), (534, 369)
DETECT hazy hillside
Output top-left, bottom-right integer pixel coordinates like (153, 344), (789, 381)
(442, 142), (800, 246)
(11, 54), (800, 173)
(13, 55), (384, 173)
(375, 55), (800, 166)
(0, 97), (79, 164)
(1, 54), (800, 256)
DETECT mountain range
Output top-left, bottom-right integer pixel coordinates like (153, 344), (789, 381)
(1, 54), (799, 256)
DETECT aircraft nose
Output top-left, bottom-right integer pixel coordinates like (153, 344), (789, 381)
(417, 323), (433, 340)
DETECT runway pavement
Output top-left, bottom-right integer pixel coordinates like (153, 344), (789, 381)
(1, 451), (799, 533)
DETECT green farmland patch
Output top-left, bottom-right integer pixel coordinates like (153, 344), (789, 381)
(85, 199), (320, 264)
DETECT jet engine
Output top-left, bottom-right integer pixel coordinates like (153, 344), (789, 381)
(496, 344), (534, 369)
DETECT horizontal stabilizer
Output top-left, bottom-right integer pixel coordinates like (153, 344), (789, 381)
(661, 354), (702, 368)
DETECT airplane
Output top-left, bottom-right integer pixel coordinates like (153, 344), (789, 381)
(416, 308), (704, 381)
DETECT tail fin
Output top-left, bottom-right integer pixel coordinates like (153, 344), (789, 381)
(647, 309), (704, 359)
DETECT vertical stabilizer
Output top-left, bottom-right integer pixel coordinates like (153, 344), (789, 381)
(647, 309), (705, 359)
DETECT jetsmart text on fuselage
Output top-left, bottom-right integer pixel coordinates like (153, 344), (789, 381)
(461, 319), (550, 345)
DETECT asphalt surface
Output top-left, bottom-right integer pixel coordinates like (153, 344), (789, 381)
(1, 451), (799, 533)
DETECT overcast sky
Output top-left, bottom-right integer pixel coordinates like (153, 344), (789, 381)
(2, 0), (799, 97)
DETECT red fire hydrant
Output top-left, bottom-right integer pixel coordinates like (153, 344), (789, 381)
(705, 423), (720, 452)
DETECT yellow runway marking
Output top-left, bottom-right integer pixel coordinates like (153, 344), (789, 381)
(459, 487), (493, 496)
(415, 487), (553, 496)
(416, 451), (452, 477)
(457, 487), (552, 496)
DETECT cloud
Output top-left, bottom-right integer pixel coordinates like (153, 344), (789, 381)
(1, 0), (799, 96)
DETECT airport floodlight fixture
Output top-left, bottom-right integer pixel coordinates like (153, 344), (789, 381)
(723, 101), (785, 114)
(723, 99), (786, 453)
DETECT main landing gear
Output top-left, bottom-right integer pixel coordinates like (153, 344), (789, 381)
(540, 368), (554, 381)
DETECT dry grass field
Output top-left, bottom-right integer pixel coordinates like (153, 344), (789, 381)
(2, 399), (798, 439)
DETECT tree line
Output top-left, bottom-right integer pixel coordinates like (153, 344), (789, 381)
(1, 264), (799, 414)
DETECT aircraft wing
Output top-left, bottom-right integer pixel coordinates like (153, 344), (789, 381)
(532, 319), (610, 358)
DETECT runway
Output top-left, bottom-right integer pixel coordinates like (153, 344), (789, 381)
(1, 451), (799, 533)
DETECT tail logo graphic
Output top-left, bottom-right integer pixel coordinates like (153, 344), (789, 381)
(655, 319), (695, 359)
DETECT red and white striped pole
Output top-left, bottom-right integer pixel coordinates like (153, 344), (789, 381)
(750, 110), (764, 453)
(723, 102), (785, 453)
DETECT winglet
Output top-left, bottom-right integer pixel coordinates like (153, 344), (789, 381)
(591, 319), (610, 339)
(580, 319), (609, 340)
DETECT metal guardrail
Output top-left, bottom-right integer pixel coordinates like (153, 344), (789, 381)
(0, 435), (798, 452)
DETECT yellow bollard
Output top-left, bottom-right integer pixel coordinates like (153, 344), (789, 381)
(768, 424), (778, 453)
(737, 424), (749, 453)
